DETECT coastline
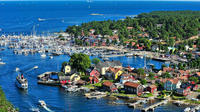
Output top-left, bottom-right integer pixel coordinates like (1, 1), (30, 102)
(0, 87), (18, 112)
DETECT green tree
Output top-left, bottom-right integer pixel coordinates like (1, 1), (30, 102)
(141, 79), (147, 85)
(137, 68), (145, 79)
(162, 72), (172, 78)
(189, 76), (199, 83)
(148, 72), (155, 80)
(69, 53), (91, 72)
(92, 58), (101, 65)
(161, 64), (167, 70)
(61, 61), (68, 72)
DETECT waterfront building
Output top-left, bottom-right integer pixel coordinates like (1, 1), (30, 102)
(120, 74), (135, 84)
(147, 85), (157, 94)
(105, 67), (123, 80)
(96, 61), (122, 75)
(86, 67), (100, 84)
(164, 79), (181, 91)
(124, 82), (143, 96)
(102, 81), (118, 92)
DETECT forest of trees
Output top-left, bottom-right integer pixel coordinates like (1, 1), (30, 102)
(66, 11), (200, 44)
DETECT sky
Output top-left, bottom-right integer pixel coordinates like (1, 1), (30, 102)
(1, 0), (200, 1)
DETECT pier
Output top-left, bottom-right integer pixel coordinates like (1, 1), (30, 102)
(189, 105), (200, 112)
(85, 92), (107, 99)
(141, 100), (168, 112)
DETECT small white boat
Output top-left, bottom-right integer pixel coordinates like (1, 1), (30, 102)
(184, 107), (190, 112)
(61, 85), (68, 89)
(0, 62), (6, 65)
(41, 54), (46, 58)
(49, 56), (53, 59)
(38, 100), (54, 112)
(38, 100), (46, 107)
(38, 18), (46, 22)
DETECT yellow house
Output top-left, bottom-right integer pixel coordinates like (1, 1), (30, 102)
(70, 73), (80, 82)
(114, 69), (123, 80)
(107, 67), (123, 80)
(64, 65), (71, 74)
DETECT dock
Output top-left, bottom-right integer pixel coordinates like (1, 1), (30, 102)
(190, 105), (200, 112)
(141, 100), (168, 112)
(128, 98), (152, 108)
(85, 92), (107, 99)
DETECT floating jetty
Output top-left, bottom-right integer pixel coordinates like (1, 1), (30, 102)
(141, 100), (168, 112)
(85, 91), (107, 99)
(189, 105), (200, 112)
(128, 98), (152, 108)
(37, 72), (60, 86)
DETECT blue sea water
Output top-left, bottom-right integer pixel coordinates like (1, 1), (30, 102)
(0, 1), (200, 112)
(0, 1), (200, 35)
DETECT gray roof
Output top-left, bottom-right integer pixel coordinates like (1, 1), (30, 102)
(96, 60), (122, 71)
(59, 76), (71, 81)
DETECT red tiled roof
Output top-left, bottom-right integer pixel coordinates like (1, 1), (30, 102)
(103, 81), (113, 87)
(167, 79), (179, 84)
(124, 82), (140, 88)
(107, 67), (121, 74)
(121, 74), (130, 77)
(160, 78), (180, 84)
(163, 67), (174, 72)
(196, 72), (200, 77)
(149, 85), (157, 88)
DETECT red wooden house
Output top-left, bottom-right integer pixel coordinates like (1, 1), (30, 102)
(102, 81), (117, 92)
(147, 85), (157, 94)
(193, 84), (200, 91)
(124, 82), (144, 96)
(175, 86), (191, 96)
(87, 68), (100, 84)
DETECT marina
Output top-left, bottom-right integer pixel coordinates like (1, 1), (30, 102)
(0, 34), (187, 64)
(0, 48), (184, 112)
(0, 1), (200, 112)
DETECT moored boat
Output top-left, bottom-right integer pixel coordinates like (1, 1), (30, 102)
(41, 53), (46, 58)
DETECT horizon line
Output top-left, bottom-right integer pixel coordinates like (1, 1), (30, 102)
(1, 0), (200, 2)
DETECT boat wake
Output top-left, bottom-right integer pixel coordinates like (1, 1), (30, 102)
(30, 107), (40, 112)
(43, 106), (54, 112)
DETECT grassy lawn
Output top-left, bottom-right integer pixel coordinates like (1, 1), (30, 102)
(172, 95), (186, 100)
(82, 84), (96, 89)
(112, 93), (137, 97)
(0, 87), (18, 112)
(185, 99), (200, 104)
(141, 93), (154, 98)
(195, 89), (200, 92)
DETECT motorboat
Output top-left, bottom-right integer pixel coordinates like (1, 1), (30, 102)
(38, 18), (46, 22)
(61, 85), (68, 89)
(16, 74), (28, 89)
(0, 61), (6, 65)
(184, 107), (190, 112)
(38, 100), (46, 107)
(41, 54), (46, 58)
(49, 56), (53, 59)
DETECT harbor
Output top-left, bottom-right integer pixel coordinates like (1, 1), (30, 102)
(0, 34), (187, 65)
(0, 1), (200, 112)
(0, 48), (188, 112)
